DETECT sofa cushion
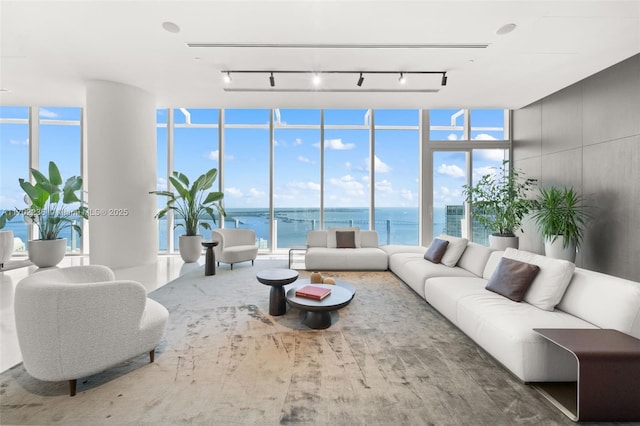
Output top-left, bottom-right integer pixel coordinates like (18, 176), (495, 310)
(424, 239), (449, 263)
(558, 268), (640, 337)
(306, 231), (327, 248)
(327, 227), (361, 248)
(336, 231), (356, 248)
(503, 248), (575, 311)
(482, 251), (506, 280)
(485, 257), (540, 302)
(456, 243), (494, 277)
(305, 247), (387, 271)
(359, 230), (380, 248)
(437, 234), (469, 267)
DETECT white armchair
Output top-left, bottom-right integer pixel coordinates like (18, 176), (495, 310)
(14, 265), (169, 396)
(211, 228), (258, 270)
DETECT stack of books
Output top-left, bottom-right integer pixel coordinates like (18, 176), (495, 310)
(295, 285), (331, 300)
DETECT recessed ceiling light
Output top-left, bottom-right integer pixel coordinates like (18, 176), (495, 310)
(162, 21), (181, 34)
(496, 23), (516, 36)
(312, 73), (321, 86)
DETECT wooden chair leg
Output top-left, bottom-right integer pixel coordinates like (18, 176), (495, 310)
(69, 379), (77, 397)
(149, 349), (155, 363)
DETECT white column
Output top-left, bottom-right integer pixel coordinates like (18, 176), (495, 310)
(86, 80), (157, 268)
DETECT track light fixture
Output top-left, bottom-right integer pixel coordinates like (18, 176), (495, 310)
(220, 70), (448, 92)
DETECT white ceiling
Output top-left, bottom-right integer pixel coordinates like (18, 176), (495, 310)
(1, 0), (639, 110)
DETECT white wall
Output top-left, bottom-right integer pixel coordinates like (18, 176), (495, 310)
(85, 81), (157, 268)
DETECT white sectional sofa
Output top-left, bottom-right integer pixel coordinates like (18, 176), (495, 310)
(382, 237), (640, 383)
(305, 228), (388, 271)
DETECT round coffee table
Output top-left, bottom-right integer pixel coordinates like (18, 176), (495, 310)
(256, 269), (299, 316)
(286, 283), (355, 329)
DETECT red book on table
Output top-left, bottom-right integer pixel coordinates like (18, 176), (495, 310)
(295, 285), (331, 300)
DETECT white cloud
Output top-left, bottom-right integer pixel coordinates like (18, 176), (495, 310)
(477, 149), (505, 161)
(225, 154), (235, 161)
(156, 177), (167, 190)
(248, 188), (266, 198)
(447, 133), (459, 141)
(294, 138), (302, 146)
(207, 150), (219, 161)
(473, 166), (496, 180)
(345, 161), (352, 170)
(288, 181), (321, 191)
(372, 155), (391, 173)
(314, 138), (355, 150)
(400, 189), (415, 201)
(329, 174), (364, 196)
(473, 133), (498, 141)
(297, 155), (312, 163)
(375, 179), (393, 193)
(434, 186), (463, 206)
(9, 138), (28, 146)
(38, 108), (58, 118)
(437, 163), (465, 178)
(225, 187), (243, 197)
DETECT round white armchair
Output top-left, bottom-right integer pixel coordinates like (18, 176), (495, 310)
(14, 265), (169, 396)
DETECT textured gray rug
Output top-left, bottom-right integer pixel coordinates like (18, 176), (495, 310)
(0, 259), (572, 425)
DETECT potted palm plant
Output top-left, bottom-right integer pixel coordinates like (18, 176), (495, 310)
(0, 210), (18, 268)
(462, 161), (537, 249)
(18, 161), (88, 267)
(531, 185), (590, 262)
(150, 167), (225, 263)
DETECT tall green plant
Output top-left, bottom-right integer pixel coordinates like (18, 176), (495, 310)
(531, 186), (590, 249)
(18, 161), (88, 240)
(462, 161), (537, 236)
(149, 168), (225, 236)
(0, 210), (17, 229)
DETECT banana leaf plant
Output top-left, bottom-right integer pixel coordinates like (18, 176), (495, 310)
(0, 209), (17, 229)
(18, 161), (88, 240)
(149, 168), (225, 236)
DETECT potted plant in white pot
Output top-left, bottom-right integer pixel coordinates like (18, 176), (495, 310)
(462, 161), (537, 250)
(18, 161), (88, 268)
(531, 185), (590, 262)
(0, 210), (18, 268)
(150, 168), (225, 263)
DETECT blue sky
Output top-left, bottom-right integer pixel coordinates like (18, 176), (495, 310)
(1, 107), (506, 212)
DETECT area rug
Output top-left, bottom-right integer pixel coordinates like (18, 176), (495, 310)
(0, 259), (571, 425)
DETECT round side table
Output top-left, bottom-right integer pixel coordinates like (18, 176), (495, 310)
(256, 269), (299, 316)
(201, 241), (219, 276)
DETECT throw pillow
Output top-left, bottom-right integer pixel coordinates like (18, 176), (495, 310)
(503, 247), (576, 311)
(327, 227), (361, 248)
(486, 257), (540, 302)
(437, 234), (469, 267)
(424, 238), (449, 264)
(336, 231), (356, 248)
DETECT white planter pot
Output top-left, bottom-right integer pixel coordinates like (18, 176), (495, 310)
(0, 230), (14, 267)
(179, 235), (203, 263)
(544, 236), (576, 262)
(28, 238), (67, 268)
(489, 235), (519, 250)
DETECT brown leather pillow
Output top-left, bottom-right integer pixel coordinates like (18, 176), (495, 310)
(336, 231), (356, 248)
(424, 238), (449, 263)
(486, 257), (540, 302)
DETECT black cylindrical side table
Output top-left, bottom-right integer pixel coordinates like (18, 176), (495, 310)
(256, 269), (299, 315)
(201, 241), (219, 276)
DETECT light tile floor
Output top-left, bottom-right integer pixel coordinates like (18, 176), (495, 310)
(0, 253), (291, 373)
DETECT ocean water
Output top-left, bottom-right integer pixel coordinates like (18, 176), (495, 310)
(2, 207), (447, 252)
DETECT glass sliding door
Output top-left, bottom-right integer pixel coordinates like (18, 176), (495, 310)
(432, 151), (468, 239)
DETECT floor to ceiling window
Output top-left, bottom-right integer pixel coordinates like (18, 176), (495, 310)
(0, 106), (30, 253)
(373, 110), (420, 245)
(223, 109), (271, 248)
(273, 109), (321, 248)
(323, 109), (371, 230)
(38, 107), (83, 252)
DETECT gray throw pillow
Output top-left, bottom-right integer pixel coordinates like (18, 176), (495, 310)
(486, 257), (540, 302)
(424, 238), (449, 263)
(336, 231), (356, 248)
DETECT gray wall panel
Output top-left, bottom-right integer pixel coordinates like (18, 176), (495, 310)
(513, 53), (640, 281)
